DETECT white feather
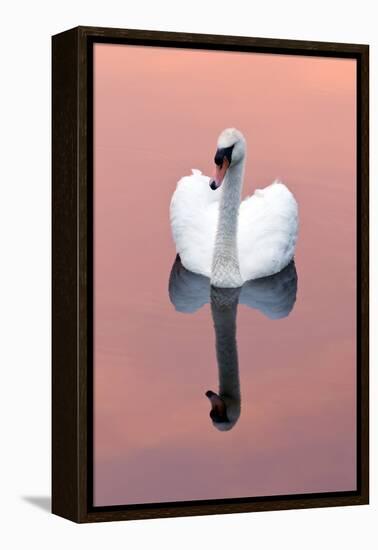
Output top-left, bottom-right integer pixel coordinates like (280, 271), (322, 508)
(170, 172), (298, 283)
(170, 169), (219, 278)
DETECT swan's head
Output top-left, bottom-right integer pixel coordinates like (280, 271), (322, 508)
(209, 128), (246, 190)
(205, 390), (240, 431)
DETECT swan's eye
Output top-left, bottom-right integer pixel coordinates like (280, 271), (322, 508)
(214, 145), (234, 166)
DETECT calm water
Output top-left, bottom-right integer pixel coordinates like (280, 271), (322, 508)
(93, 45), (356, 506)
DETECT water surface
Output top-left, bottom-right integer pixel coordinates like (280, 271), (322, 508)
(93, 45), (356, 506)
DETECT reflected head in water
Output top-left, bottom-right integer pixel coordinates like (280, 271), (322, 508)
(206, 391), (228, 423)
(169, 255), (298, 431)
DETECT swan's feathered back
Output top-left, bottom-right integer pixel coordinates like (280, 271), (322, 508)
(170, 171), (298, 283)
(170, 169), (220, 278)
(238, 181), (298, 280)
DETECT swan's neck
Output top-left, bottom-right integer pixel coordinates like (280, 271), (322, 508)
(211, 160), (245, 287)
(210, 286), (241, 424)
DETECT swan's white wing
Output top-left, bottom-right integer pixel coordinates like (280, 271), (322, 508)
(239, 260), (298, 319)
(170, 170), (220, 277)
(238, 181), (299, 281)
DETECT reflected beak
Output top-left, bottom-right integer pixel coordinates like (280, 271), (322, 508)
(205, 390), (228, 422)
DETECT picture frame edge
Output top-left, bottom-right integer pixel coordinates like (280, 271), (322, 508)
(52, 25), (369, 524)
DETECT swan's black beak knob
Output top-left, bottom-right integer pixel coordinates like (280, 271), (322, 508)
(214, 144), (234, 166)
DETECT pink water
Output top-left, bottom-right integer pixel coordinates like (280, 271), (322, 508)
(93, 44), (356, 506)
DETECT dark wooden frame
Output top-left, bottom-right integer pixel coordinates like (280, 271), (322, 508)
(52, 26), (369, 523)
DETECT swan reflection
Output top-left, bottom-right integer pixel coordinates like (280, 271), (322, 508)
(169, 255), (298, 431)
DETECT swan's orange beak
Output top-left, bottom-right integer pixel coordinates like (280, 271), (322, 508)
(209, 157), (229, 190)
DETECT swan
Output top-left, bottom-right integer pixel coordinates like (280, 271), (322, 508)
(170, 128), (299, 288)
(168, 256), (298, 430)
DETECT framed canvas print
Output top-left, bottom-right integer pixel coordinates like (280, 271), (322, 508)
(52, 26), (369, 523)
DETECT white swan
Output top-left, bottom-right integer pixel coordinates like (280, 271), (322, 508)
(170, 128), (299, 288)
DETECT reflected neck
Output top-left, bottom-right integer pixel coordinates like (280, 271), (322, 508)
(210, 287), (241, 413)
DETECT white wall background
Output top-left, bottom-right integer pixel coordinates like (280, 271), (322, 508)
(0, 0), (375, 547)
